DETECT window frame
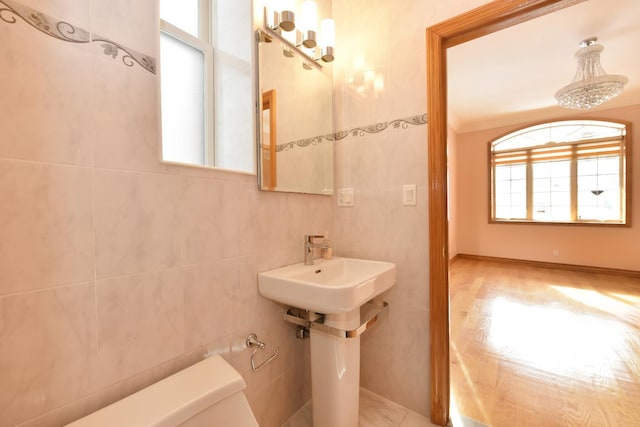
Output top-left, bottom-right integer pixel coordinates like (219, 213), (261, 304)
(488, 118), (632, 227)
(159, 0), (216, 166)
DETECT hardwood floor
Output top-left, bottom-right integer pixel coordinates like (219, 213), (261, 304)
(449, 257), (640, 427)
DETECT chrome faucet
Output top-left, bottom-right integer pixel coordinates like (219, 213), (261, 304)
(304, 234), (328, 265)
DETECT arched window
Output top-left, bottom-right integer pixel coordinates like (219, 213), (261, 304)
(490, 119), (630, 225)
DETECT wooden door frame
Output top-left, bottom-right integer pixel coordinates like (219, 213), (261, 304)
(261, 89), (277, 190)
(426, 1), (585, 424)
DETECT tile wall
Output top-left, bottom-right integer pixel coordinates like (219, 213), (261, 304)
(334, 0), (434, 415)
(0, 0), (498, 425)
(0, 0), (332, 426)
(331, 0), (490, 417)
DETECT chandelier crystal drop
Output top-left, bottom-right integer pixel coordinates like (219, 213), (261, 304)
(555, 37), (628, 110)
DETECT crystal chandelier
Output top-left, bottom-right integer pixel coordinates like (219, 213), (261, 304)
(555, 37), (628, 110)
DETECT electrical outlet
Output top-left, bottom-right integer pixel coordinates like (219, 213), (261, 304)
(553, 248), (559, 257)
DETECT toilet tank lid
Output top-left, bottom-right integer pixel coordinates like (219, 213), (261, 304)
(66, 355), (247, 427)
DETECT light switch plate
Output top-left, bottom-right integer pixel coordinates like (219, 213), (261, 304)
(402, 184), (417, 206)
(337, 188), (354, 207)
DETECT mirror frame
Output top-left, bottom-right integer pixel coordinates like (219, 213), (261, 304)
(425, 0), (585, 424)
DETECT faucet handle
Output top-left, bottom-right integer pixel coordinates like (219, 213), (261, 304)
(305, 234), (325, 242)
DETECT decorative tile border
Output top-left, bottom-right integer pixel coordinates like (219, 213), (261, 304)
(276, 113), (428, 152)
(332, 113), (428, 141)
(0, 0), (156, 74)
(0, 0), (89, 42)
(92, 36), (156, 74)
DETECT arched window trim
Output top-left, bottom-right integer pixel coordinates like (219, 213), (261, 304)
(488, 118), (632, 226)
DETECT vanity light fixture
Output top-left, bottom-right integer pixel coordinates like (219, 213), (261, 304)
(300, 0), (318, 48)
(555, 37), (628, 110)
(269, 0), (296, 32)
(319, 18), (335, 62)
(265, 1), (335, 66)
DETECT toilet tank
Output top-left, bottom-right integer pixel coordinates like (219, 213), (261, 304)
(66, 355), (259, 427)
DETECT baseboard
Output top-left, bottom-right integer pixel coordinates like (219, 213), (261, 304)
(454, 253), (640, 279)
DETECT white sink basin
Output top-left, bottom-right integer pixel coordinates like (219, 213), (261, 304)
(258, 257), (396, 313)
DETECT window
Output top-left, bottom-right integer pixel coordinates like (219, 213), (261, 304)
(490, 120), (630, 225)
(160, 0), (214, 166)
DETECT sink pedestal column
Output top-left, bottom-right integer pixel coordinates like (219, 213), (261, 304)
(310, 308), (361, 427)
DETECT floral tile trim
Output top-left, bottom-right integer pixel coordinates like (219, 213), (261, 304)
(276, 113), (427, 152)
(0, 0), (156, 74)
(92, 35), (156, 74)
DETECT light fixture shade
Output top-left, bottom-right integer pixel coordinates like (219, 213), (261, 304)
(281, 0), (295, 10)
(300, 0), (318, 48)
(300, 0), (318, 31)
(555, 38), (628, 110)
(319, 18), (335, 62)
(279, 0), (296, 31)
(320, 18), (335, 48)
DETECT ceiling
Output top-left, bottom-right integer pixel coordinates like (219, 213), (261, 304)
(447, 0), (640, 133)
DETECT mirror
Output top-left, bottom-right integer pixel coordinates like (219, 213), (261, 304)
(256, 29), (334, 195)
(260, 89), (277, 190)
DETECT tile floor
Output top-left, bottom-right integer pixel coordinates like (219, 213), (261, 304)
(281, 388), (439, 427)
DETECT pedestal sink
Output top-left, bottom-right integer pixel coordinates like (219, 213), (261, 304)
(258, 257), (396, 427)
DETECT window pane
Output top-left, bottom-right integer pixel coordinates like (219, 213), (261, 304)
(492, 120), (625, 151)
(532, 209), (549, 220)
(511, 164), (527, 180)
(533, 160), (570, 179)
(495, 205), (510, 219)
(495, 204), (526, 220)
(494, 164), (527, 219)
(161, 33), (205, 165)
(550, 176), (570, 192)
(532, 203), (550, 220)
(533, 192), (550, 207)
(532, 193), (571, 221)
(549, 161), (569, 177)
(579, 159), (598, 175)
(511, 192), (526, 208)
(578, 190), (620, 221)
(533, 162), (550, 178)
(511, 179), (526, 194)
(495, 180), (512, 194)
(495, 191), (526, 219)
(577, 156), (622, 221)
(533, 178), (550, 192)
(532, 160), (570, 221)
(161, 0), (200, 37)
(597, 157), (620, 174)
(577, 175), (597, 190)
(551, 191), (570, 206)
(495, 167), (510, 182)
(549, 205), (571, 220)
(491, 120), (627, 225)
(597, 174), (619, 189)
(495, 192), (511, 207)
